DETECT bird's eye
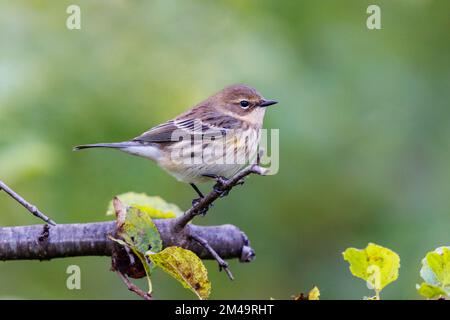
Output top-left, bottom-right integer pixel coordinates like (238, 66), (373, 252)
(240, 100), (250, 108)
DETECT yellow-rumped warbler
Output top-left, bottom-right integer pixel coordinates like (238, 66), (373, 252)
(74, 84), (277, 199)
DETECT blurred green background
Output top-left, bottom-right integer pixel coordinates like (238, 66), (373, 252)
(1, 0), (449, 299)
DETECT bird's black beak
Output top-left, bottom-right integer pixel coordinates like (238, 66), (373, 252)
(259, 99), (278, 107)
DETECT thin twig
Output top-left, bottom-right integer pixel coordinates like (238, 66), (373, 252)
(174, 164), (267, 231)
(116, 271), (152, 300)
(0, 180), (56, 226)
(191, 232), (234, 280)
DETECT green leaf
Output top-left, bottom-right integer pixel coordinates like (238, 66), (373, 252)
(418, 246), (450, 298)
(106, 192), (182, 218)
(118, 206), (162, 254)
(113, 205), (163, 294)
(343, 243), (400, 294)
(147, 246), (211, 300)
(109, 235), (154, 293)
(416, 283), (447, 299)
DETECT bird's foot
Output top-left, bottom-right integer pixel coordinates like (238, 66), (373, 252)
(203, 174), (230, 198)
(191, 197), (213, 216)
(191, 197), (201, 207)
(213, 183), (230, 197)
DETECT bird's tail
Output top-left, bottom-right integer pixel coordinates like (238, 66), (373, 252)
(73, 141), (140, 151)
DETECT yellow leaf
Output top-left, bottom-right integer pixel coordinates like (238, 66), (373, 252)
(106, 192), (182, 218)
(291, 286), (320, 300)
(148, 246), (211, 300)
(308, 286), (320, 300)
(343, 243), (400, 293)
(418, 246), (450, 298)
(416, 283), (447, 299)
(426, 247), (450, 287)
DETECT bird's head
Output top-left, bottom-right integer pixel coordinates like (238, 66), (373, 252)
(208, 84), (278, 124)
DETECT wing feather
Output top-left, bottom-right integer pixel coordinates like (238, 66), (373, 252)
(133, 109), (242, 144)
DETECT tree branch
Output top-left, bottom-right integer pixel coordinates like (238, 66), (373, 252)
(191, 233), (234, 280)
(173, 164), (268, 232)
(0, 164), (263, 299)
(116, 271), (152, 300)
(159, 163), (265, 283)
(0, 180), (56, 226)
(0, 219), (254, 263)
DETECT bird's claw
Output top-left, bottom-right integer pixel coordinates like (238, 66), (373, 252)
(191, 197), (213, 216)
(213, 183), (229, 198)
(202, 174), (231, 198)
(215, 176), (229, 186)
(191, 197), (201, 207)
(202, 174), (227, 184)
(199, 204), (213, 216)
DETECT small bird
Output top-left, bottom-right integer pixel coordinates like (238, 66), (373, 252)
(74, 84), (277, 203)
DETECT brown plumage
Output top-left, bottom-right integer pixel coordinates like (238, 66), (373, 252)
(74, 84), (277, 193)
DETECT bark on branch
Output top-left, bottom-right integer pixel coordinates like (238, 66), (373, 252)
(174, 163), (268, 231)
(0, 219), (254, 263)
(0, 163), (265, 298)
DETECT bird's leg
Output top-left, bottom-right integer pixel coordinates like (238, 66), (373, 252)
(202, 174), (230, 198)
(190, 183), (204, 198)
(190, 183), (212, 216)
(190, 183), (204, 206)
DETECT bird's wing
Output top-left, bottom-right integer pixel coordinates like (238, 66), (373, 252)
(133, 110), (242, 144)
